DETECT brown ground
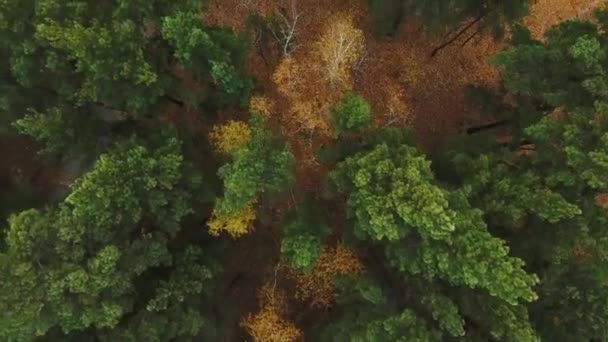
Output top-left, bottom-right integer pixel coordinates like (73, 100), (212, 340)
(0, 135), (65, 197)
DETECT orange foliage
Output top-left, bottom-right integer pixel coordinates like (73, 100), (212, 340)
(206, 0), (606, 202)
(383, 82), (411, 127)
(355, 37), (415, 129)
(273, 56), (336, 135)
(272, 11), (366, 137)
(241, 283), (302, 342)
(250, 94), (275, 118)
(526, 0), (606, 40)
(205, 0), (608, 160)
(595, 193), (608, 210)
(356, 18), (504, 145)
(288, 244), (363, 308)
(205, 0), (278, 32)
(198, 2), (608, 338)
(570, 244), (593, 261)
(246, 0), (505, 188)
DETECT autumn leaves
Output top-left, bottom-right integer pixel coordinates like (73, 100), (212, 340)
(273, 13), (366, 136)
(241, 244), (363, 341)
(204, 4), (374, 240)
(318, 14), (365, 87)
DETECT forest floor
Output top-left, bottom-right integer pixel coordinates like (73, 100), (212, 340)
(0, 135), (65, 218)
(205, 0), (604, 188)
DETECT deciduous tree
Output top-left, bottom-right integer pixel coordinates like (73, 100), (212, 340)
(209, 120), (252, 155)
(317, 13), (365, 87)
(207, 199), (257, 238)
(288, 244), (363, 308)
(210, 115), (294, 236)
(240, 283), (302, 342)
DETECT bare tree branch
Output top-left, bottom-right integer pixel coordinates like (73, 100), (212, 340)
(430, 12), (487, 58)
(270, 0), (302, 57)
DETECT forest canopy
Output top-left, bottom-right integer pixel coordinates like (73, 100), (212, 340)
(1, 0), (608, 341)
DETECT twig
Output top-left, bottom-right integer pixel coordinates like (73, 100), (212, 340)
(271, 263), (280, 294)
(430, 12), (487, 58)
(270, 0), (302, 57)
(460, 26), (482, 47)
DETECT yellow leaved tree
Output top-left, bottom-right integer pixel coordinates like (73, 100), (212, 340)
(272, 12), (366, 136)
(241, 283), (302, 342)
(249, 95), (274, 118)
(209, 120), (251, 155)
(317, 13), (365, 88)
(207, 200), (257, 238)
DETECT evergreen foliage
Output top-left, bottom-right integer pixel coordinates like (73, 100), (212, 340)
(280, 200), (331, 270)
(0, 0), (252, 153)
(331, 92), (372, 136)
(214, 115), (294, 216)
(0, 131), (217, 341)
(323, 136), (538, 339)
(450, 10), (608, 340)
(2, 1), (608, 341)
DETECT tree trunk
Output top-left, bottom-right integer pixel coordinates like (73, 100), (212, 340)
(163, 95), (184, 107)
(460, 26), (483, 47)
(430, 13), (486, 58)
(466, 119), (509, 134)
